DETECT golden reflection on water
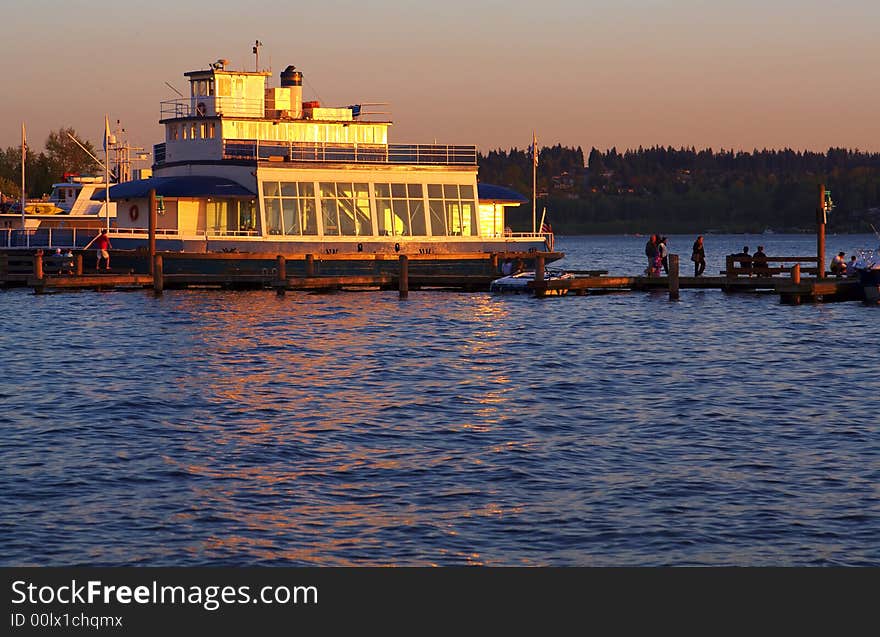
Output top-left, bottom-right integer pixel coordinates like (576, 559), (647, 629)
(152, 291), (535, 564)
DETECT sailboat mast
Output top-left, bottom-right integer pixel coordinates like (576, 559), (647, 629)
(20, 122), (25, 230)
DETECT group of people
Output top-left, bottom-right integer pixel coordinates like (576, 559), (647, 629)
(644, 234), (670, 276)
(645, 235), (710, 277)
(730, 245), (769, 276)
(830, 251), (859, 277)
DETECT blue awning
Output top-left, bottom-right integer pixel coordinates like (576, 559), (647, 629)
(478, 183), (528, 204)
(92, 176), (255, 200)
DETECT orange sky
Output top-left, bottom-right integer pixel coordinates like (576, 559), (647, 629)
(3, 1), (879, 156)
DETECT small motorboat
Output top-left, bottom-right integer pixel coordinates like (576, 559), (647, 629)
(849, 247), (880, 303)
(490, 268), (574, 295)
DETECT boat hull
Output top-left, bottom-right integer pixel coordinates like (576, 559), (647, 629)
(858, 268), (880, 303)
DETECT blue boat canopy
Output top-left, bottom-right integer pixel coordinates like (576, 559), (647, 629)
(477, 183), (528, 204)
(92, 176), (256, 200)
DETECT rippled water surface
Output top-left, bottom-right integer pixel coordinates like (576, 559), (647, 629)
(2, 235), (878, 566)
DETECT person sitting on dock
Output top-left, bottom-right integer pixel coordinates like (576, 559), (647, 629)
(846, 255), (858, 277)
(736, 246), (752, 276)
(753, 245), (769, 277)
(514, 258), (525, 274)
(501, 258), (514, 276)
(830, 251), (846, 277)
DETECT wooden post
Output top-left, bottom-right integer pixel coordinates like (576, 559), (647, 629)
(75, 253), (83, 275)
(491, 253), (499, 272)
(791, 263), (801, 285)
(726, 254), (735, 279)
(399, 254), (409, 299)
(668, 254), (679, 301)
(817, 183), (826, 279)
(153, 254), (163, 293)
(305, 253), (315, 277)
(276, 255), (286, 295)
(534, 253), (546, 298)
(148, 188), (157, 275)
(33, 249), (44, 280)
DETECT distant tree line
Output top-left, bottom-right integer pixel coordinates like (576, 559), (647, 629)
(0, 128), (99, 200)
(479, 145), (880, 233)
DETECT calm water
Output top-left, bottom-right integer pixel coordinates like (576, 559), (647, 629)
(2, 235), (878, 566)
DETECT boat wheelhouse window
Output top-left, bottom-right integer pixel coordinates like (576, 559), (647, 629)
(216, 76), (231, 97)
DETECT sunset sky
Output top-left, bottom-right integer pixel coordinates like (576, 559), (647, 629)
(3, 0), (879, 156)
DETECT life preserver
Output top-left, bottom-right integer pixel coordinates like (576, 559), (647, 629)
(129, 205), (139, 221)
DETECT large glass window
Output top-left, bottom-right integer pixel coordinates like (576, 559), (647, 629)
(320, 182), (373, 236)
(262, 181), (318, 236)
(424, 183), (478, 236)
(206, 199), (257, 234)
(375, 183), (427, 237)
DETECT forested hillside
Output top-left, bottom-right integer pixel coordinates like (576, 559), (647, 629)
(479, 145), (880, 234)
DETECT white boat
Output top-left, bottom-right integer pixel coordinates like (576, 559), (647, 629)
(1, 175), (116, 248)
(850, 248), (880, 303)
(490, 269), (574, 295)
(73, 52), (551, 261)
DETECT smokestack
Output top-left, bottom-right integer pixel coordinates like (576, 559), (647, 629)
(280, 65), (303, 119)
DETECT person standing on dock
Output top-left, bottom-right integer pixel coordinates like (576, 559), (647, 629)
(658, 236), (669, 274)
(84, 229), (112, 271)
(692, 236), (706, 276)
(645, 234), (659, 276)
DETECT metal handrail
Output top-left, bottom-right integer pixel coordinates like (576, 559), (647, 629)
(221, 140), (477, 166)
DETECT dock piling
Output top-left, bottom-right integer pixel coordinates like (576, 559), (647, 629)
(305, 254), (315, 277)
(399, 254), (409, 299)
(276, 255), (286, 295)
(534, 254), (546, 298)
(669, 254), (680, 301)
(75, 253), (83, 276)
(33, 250), (43, 281)
(153, 255), (164, 294)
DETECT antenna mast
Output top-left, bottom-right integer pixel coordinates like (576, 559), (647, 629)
(253, 40), (263, 72)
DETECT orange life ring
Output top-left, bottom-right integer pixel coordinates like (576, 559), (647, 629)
(129, 205), (139, 221)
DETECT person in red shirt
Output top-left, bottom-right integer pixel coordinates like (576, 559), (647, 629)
(85, 230), (112, 270)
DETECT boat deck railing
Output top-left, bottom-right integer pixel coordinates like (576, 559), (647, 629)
(222, 140), (478, 166)
(152, 140), (477, 167)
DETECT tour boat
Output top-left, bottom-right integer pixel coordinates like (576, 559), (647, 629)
(90, 54), (552, 261)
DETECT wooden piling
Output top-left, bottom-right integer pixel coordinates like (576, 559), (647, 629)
(817, 183), (826, 279)
(276, 255), (286, 295)
(75, 253), (83, 276)
(33, 250), (43, 280)
(399, 254), (409, 299)
(534, 254), (546, 298)
(669, 254), (680, 301)
(305, 253), (315, 277)
(153, 254), (163, 293)
(791, 263), (801, 285)
(149, 188), (157, 275)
